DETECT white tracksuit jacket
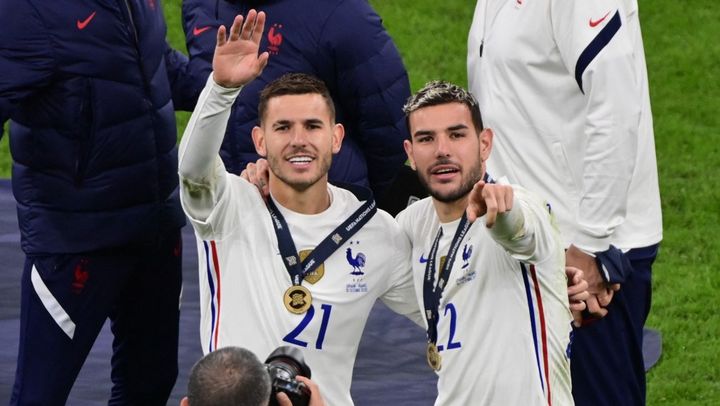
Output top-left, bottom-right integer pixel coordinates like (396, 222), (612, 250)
(468, 0), (662, 252)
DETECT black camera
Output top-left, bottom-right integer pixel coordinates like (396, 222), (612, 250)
(265, 346), (312, 406)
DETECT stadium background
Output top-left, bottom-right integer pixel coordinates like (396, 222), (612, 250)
(1, 0), (718, 404)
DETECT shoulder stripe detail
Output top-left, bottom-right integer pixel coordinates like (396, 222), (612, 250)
(574, 10), (622, 94)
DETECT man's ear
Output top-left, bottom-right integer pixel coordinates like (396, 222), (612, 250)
(331, 123), (345, 154)
(180, 396), (190, 406)
(403, 139), (416, 171)
(479, 128), (493, 162)
(252, 126), (267, 157)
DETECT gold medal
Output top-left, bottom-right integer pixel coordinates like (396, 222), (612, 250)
(427, 343), (442, 371)
(299, 250), (325, 284)
(284, 285), (312, 314)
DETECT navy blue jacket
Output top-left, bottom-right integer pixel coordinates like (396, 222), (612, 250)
(182, 0), (410, 196)
(0, 0), (204, 254)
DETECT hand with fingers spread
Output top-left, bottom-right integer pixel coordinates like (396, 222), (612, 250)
(240, 158), (270, 198)
(566, 245), (621, 319)
(212, 10), (270, 88)
(566, 266), (589, 327)
(466, 180), (514, 227)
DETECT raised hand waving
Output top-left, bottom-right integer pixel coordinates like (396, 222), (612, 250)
(212, 10), (269, 88)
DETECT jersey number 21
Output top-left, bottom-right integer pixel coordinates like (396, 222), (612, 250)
(283, 304), (333, 349)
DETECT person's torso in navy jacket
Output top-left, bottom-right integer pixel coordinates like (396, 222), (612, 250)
(183, 0), (410, 197)
(0, 0), (191, 254)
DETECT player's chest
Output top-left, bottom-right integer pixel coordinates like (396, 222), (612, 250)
(411, 232), (523, 301)
(479, 0), (556, 69)
(218, 231), (390, 297)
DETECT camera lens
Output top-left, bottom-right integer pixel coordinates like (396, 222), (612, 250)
(265, 346), (311, 379)
(265, 346), (312, 406)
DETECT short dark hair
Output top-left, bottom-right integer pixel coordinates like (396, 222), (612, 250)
(258, 73), (336, 124)
(187, 347), (271, 406)
(403, 80), (484, 136)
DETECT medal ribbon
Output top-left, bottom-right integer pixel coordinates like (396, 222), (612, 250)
(423, 173), (491, 345)
(267, 184), (377, 287)
(423, 213), (471, 346)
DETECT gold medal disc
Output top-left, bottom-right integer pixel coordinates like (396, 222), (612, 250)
(284, 285), (312, 314)
(427, 343), (442, 371)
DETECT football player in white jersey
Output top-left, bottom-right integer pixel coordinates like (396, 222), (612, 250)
(396, 81), (575, 405)
(178, 11), (420, 406)
(468, 1), (662, 403)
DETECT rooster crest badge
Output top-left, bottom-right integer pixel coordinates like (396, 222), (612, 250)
(461, 244), (473, 269)
(346, 247), (367, 275)
(267, 23), (283, 55)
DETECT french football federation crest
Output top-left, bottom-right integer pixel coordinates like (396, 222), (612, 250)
(267, 23), (283, 55)
(346, 241), (369, 292)
(299, 249), (324, 284)
(461, 244), (473, 269)
(346, 247), (366, 275)
(455, 243), (477, 285)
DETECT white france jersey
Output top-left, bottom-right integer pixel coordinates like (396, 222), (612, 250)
(188, 179), (419, 406)
(396, 186), (573, 405)
(468, 0), (662, 252)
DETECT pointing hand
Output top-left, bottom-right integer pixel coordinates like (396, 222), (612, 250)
(466, 181), (514, 227)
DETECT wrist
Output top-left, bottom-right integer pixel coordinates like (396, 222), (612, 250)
(211, 72), (243, 91)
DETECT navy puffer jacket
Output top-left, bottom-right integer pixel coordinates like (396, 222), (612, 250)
(0, 0), (204, 254)
(182, 0), (410, 197)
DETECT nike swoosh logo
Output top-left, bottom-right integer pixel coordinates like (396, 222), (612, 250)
(589, 11), (611, 28)
(419, 254), (428, 264)
(193, 26), (211, 36)
(77, 11), (97, 30)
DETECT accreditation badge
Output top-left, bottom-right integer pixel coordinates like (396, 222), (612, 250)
(284, 285), (312, 314)
(427, 342), (442, 372)
(299, 249), (324, 284)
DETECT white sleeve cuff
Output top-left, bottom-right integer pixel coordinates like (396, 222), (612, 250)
(488, 195), (526, 242)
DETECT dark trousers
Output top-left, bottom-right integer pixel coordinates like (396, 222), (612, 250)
(11, 232), (183, 406)
(571, 244), (659, 406)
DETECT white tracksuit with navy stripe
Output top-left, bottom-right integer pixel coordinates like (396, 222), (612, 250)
(396, 186), (573, 405)
(467, 0), (662, 254)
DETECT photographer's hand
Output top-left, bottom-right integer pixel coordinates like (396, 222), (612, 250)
(276, 376), (326, 406)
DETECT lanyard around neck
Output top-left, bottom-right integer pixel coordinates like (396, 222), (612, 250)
(422, 213), (471, 345)
(266, 184), (377, 286)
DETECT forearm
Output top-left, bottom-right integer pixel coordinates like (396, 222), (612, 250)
(178, 74), (241, 219)
(489, 195), (534, 259)
(574, 59), (639, 252)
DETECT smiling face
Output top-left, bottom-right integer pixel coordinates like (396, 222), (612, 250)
(405, 102), (492, 203)
(252, 93), (344, 192)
